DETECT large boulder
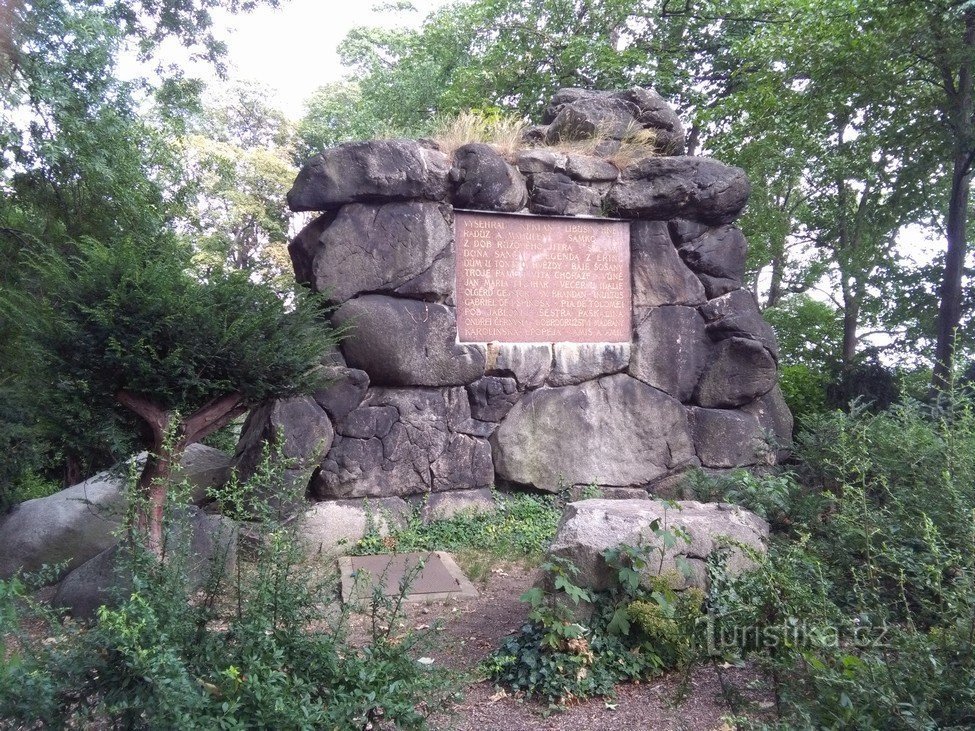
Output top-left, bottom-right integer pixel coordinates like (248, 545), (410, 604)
(700, 290), (779, 360)
(288, 212), (334, 286)
(0, 445), (232, 580)
(233, 396), (334, 486)
(542, 87), (685, 155)
(695, 337), (778, 408)
(628, 306), (711, 402)
(53, 509), (238, 618)
(630, 221), (706, 308)
(544, 95), (635, 147)
(312, 366), (370, 421)
(671, 221), (747, 298)
(334, 295), (485, 387)
(609, 157), (750, 224)
(527, 172), (603, 216)
(547, 343), (630, 387)
(450, 143), (528, 211)
(300, 497), (410, 557)
(311, 202), (453, 304)
(689, 407), (766, 468)
(548, 499), (768, 592)
(491, 373), (696, 491)
(615, 86), (686, 154)
(484, 343), (553, 390)
(312, 387), (494, 499)
(741, 385), (794, 462)
(287, 139), (450, 211)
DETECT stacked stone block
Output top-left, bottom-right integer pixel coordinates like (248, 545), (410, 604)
(238, 87), (792, 508)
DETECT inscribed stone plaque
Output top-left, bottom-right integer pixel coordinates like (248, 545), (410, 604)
(455, 211), (631, 343)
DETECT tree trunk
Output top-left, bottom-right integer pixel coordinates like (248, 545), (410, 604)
(766, 253), (784, 309)
(932, 151), (972, 390)
(115, 389), (248, 556)
(841, 280), (860, 365)
(931, 11), (974, 392)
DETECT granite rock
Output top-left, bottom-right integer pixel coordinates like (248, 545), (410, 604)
(451, 143), (528, 212)
(689, 407), (765, 468)
(628, 306), (711, 402)
(288, 139), (450, 211)
(528, 172), (603, 216)
(335, 295), (485, 387)
(630, 221), (706, 308)
(548, 499), (768, 592)
(695, 337), (778, 408)
(610, 157), (750, 224)
(312, 387), (493, 499)
(492, 373), (695, 491)
(311, 201), (452, 303)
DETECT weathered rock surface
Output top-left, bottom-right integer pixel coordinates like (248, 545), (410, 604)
(548, 343), (630, 387)
(630, 221), (706, 307)
(420, 488), (496, 522)
(492, 374), (695, 491)
(288, 212), (333, 286)
(615, 86), (686, 154)
(301, 497), (410, 557)
(0, 445), (232, 580)
(672, 223), (747, 297)
(545, 95), (635, 146)
(466, 376), (519, 423)
(335, 295), (485, 386)
(542, 87), (685, 154)
(288, 139), (450, 211)
(53, 510), (238, 618)
(313, 366), (370, 421)
(528, 172), (603, 216)
(484, 343), (552, 390)
(610, 157), (750, 224)
(312, 387), (493, 499)
(310, 202), (452, 303)
(695, 337), (778, 408)
(701, 290), (779, 360)
(516, 148), (566, 174)
(450, 143), (528, 211)
(628, 306), (711, 402)
(689, 407), (765, 468)
(564, 155), (619, 182)
(548, 499), (768, 591)
(741, 385), (794, 461)
(234, 396), (334, 481)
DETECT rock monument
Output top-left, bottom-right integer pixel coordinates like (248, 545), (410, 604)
(239, 87), (792, 520)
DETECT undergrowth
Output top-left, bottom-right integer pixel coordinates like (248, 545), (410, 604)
(353, 491), (561, 561)
(0, 447), (459, 729)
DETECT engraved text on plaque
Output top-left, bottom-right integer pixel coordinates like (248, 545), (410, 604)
(455, 211), (630, 343)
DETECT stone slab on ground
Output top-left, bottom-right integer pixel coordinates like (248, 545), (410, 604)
(339, 551), (478, 604)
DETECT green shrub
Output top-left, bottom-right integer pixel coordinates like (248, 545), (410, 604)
(488, 526), (706, 706)
(706, 392), (975, 728)
(354, 491), (562, 560)
(0, 450), (458, 729)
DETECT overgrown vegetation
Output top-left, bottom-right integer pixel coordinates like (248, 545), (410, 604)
(354, 491), (562, 561)
(0, 452), (458, 729)
(487, 527), (705, 706)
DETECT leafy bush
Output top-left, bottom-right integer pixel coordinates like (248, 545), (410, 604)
(488, 527), (705, 706)
(706, 392), (975, 728)
(0, 451), (457, 729)
(354, 491), (562, 560)
(686, 468), (809, 531)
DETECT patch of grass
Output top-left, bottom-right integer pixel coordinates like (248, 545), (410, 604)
(432, 110), (526, 157)
(353, 491), (562, 563)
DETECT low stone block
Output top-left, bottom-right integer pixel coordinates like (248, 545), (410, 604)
(548, 499), (768, 592)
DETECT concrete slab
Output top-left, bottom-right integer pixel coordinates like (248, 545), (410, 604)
(339, 551), (478, 604)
